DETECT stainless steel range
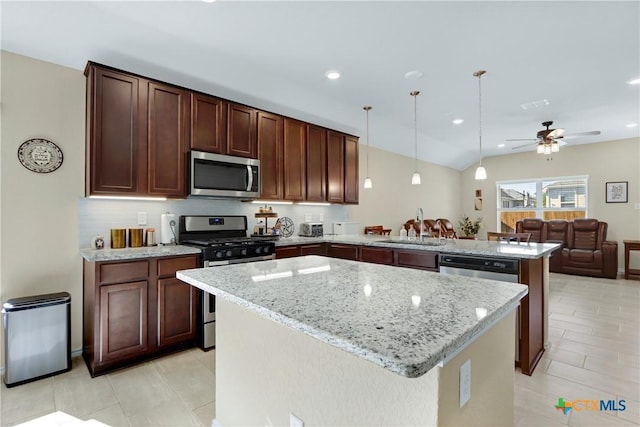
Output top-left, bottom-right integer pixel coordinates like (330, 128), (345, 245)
(178, 215), (276, 350)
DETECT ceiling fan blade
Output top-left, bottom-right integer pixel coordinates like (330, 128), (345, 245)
(511, 141), (538, 150)
(562, 130), (601, 139)
(547, 128), (565, 138)
(505, 138), (536, 142)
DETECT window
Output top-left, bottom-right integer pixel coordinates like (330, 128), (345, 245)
(496, 176), (588, 232)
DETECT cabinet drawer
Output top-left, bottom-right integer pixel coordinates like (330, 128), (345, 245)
(327, 244), (358, 260)
(395, 250), (438, 271)
(99, 260), (149, 284)
(360, 247), (394, 265)
(275, 246), (301, 259)
(300, 244), (326, 256)
(158, 256), (198, 278)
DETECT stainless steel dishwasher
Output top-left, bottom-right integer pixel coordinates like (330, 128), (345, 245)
(2, 292), (71, 387)
(439, 254), (521, 361)
(439, 254), (519, 283)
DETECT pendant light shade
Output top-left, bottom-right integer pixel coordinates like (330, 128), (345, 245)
(363, 106), (373, 189)
(410, 91), (421, 185)
(473, 70), (487, 181)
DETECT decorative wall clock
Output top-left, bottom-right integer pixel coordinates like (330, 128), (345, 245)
(17, 138), (63, 173)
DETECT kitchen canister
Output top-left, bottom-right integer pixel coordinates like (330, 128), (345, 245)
(145, 228), (156, 246)
(128, 228), (144, 248)
(110, 229), (126, 248)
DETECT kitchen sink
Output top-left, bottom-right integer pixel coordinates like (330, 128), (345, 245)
(378, 239), (446, 246)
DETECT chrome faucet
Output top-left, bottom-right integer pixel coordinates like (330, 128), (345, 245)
(435, 219), (444, 241)
(416, 208), (425, 241)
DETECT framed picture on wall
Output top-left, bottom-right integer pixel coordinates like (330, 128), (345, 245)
(605, 181), (628, 203)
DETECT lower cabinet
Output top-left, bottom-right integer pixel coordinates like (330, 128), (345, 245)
(83, 255), (198, 376)
(395, 250), (438, 271)
(360, 247), (394, 265)
(327, 243), (359, 260)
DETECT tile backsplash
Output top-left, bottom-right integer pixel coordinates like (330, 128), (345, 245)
(78, 197), (348, 248)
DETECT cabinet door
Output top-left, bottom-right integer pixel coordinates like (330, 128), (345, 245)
(227, 103), (257, 158)
(395, 250), (438, 271)
(300, 244), (326, 256)
(306, 125), (327, 202)
(327, 131), (345, 203)
(99, 281), (148, 363)
(88, 67), (144, 195)
(344, 135), (359, 204)
(283, 119), (307, 201)
(258, 112), (284, 200)
(190, 93), (226, 153)
(147, 82), (189, 197)
(157, 277), (197, 347)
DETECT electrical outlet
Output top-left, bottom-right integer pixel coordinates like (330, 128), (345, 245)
(318, 213), (324, 222)
(137, 212), (148, 226)
(304, 213), (312, 222)
(635, 203), (640, 210)
(460, 359), (471, 408)
(290, 413), (304, 427)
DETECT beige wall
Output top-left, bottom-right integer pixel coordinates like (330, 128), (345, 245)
(0, 51), (85, 363)
(216, 298), (515, 426)
(348, 145), (462, 235)
(461, 138), (640, 271)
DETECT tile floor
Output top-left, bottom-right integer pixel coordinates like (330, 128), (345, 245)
(1, 273), (638, 426)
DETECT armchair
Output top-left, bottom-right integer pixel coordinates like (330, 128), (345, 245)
(562, 218), (618, 279)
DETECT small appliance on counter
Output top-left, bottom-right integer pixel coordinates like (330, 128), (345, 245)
(299, 222), (324, 237)
(333, 221), (361, 235)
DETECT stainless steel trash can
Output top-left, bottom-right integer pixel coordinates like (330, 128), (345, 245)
(2, 292), (71, 387)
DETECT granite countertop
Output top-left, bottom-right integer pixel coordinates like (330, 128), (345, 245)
(177, 255), (528, 378)
(275, 234), (560, 259)
(80, 245), (201, 262)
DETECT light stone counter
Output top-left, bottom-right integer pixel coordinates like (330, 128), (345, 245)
(80, 245), (201, 262)
(275, 234), (560, 259)
(177, 255), (528, 378)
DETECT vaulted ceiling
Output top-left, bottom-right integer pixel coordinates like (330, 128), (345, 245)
(2, 1), (639, 170)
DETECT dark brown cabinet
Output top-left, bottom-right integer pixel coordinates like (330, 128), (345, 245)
(326, 131), (345, 203)
(227, 103), (257, 158)
(83, 255), (198, 376)
(283, 119), (307, 201)
(275, 246), (301, 259)
(190, 93), (226, 153)
(327, 243), (359, 260)
(344, 135), (359, 204)
(300, 244), (326, 256)
(306, 125), (327, 202)
(258, 112), (284, 200)
(86, 63), (188, 198)
(396, 250), (438, 271)
(360, 247), (394, 265)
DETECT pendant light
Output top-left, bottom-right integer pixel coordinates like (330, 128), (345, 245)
(363, 106), (373, 189)
(473, 70), (487, 180)
(410, 90), (421, 185)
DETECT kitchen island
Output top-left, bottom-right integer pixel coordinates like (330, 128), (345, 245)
(178, 255), (528, 426)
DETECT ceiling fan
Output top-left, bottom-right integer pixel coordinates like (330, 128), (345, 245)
(507, 121), (601, 154)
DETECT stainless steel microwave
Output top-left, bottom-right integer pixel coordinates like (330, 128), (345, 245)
(189, 151), (260, 198)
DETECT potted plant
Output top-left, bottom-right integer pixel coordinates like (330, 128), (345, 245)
(459, 215), (483, 238)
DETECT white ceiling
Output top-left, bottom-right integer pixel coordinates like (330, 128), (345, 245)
(2, 1), (639, 170)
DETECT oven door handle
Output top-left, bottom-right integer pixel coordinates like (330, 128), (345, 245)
(204, 255), (274, 268)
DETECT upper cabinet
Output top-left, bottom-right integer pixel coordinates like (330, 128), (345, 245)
(86, 64), (188, 198)
(227, 103), (257, 158)
(306, 125), (327, 202)
(190, 93), (226, 153)
(257, 111), (284, 200)
(85, 62), (358, 204)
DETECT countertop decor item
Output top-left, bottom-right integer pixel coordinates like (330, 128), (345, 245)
(276, 217), (294, 237)
(459, 215), (483, 237)
(17, 138), (63, 173)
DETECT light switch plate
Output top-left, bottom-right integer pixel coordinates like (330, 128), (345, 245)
(137, 212), (147, 226)
(290, 413), (304, 427)
(304, 213), (312, 222)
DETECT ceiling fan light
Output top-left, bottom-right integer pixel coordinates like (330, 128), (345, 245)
(551, 141), (560, 152)
(363, 177), (373, 189)
(475, 166), (487, 180)
(543, 145), (552, 155)
(411, 172), (421, 185)
(537, 143), (545, 154)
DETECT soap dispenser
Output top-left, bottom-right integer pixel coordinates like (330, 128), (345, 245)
(400, 227), (407, 240)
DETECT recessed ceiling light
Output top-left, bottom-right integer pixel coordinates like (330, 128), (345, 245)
(404, 70), (423, 80)
(325, 70), (340, 80)
(627, 78), (640, 85)
(626, 123), (638, 128)
(497, 143), (505, 148)
(452, 118), (464, 125)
